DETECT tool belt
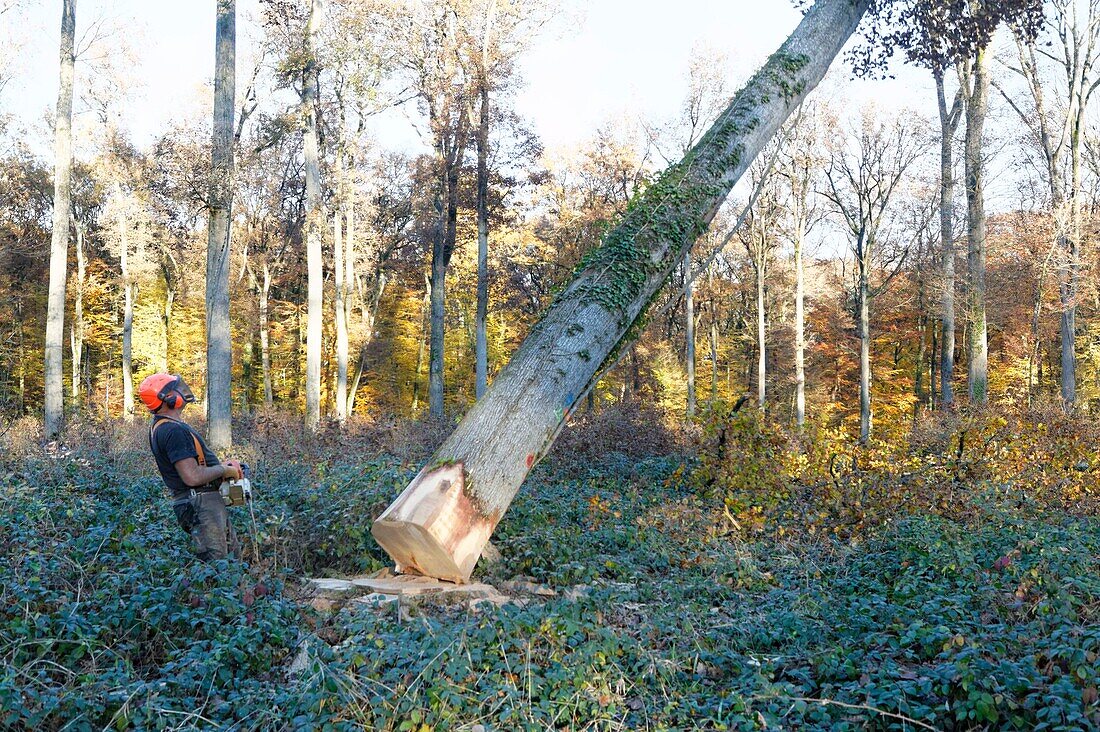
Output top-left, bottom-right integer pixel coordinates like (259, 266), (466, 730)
(171, 484), (219, 504)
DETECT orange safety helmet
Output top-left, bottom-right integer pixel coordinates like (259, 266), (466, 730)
(138, 373), (196, 412)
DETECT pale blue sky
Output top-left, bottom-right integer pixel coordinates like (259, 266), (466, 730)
(3, 1), (933, 155)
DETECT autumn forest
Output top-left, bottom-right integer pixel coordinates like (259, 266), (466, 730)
(2, 0), (1100, 729)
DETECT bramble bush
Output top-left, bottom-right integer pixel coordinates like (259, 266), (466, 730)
(1, 409), (1098, 730)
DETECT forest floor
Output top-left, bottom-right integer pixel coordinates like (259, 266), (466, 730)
(1, 415), (1099, 731)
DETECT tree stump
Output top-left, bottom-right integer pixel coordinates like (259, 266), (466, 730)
(371, 463), (494, 583)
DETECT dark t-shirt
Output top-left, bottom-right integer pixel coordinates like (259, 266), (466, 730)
(149, 417), (223, 499)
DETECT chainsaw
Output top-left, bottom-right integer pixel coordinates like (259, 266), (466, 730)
(220, 462), (254, 507)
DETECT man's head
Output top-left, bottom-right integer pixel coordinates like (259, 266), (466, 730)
(138, 373), (196, 414)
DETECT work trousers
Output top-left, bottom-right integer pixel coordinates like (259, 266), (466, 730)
(173, 490), (238, 562)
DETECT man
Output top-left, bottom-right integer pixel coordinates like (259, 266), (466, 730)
(139, 373), (243, 562)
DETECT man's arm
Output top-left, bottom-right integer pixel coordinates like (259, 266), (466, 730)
(175, 458), (237, 488)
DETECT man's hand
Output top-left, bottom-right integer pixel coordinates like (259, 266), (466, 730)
(222, 460), (243, 481)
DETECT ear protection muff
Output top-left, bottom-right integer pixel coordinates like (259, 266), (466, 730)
(157, 377), (184, 410)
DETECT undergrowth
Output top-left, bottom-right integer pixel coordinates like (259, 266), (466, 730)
(0, 410), (1097, 730)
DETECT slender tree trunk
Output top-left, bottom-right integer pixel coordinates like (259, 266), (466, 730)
(794, 216), (806, 427)
(965, 51), (989, 405)
(260, 262), (273, 407)
(162, 268), (175, 372)
(44, 0), (76, 439)
(343, 206), (357, 415)
(936, 69), (961, 408)
(372, 0), (872, 583)
(708, 267), (719, 405)
(858, 249), (872, 444)
(334, 210), (348, 422)
(929, 325), (937, 409)
(120, 203), (134, 422)
(206, 0), (236, 450)
(413, 270), (431, 414)
(1060, 237), (1078, 405)
(756, 256), (766, 409)
(303, 0), (323, 430)
(429, 118), (467, 417)
(685, 250), (696, 417)
(475, 80), (490, 400)
(914, 270), (927, 414)
(1064, 84), (1086, 408)
(348, 270), (386, 416)
(709, 323), (719, 404)
(70, 222), (85, 403)
(17, 302), (25, 415)
(428, 208), (447, 416)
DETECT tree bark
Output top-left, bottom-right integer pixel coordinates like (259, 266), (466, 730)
(163, 277), (175, 373)
(428, 107), (467, 418)
(794, 212), (806, 427)
(412, 270), (430, 414)
(475, 80), (490, 400)
(119, 200), (134, 422)
(206, 0), (236, 450)
(965, 51), (989, 405)
(936, 68), (962, 408)
(334, 210), (348, 422)
(348, 268), (386, 416)
(372, 0), (871, 582)
(709, 318), (719, 404)
(755, 246), (766, 410)
(914, 259), (927, 412)
(303, 0), (323, 430)
(44, 0), (76, 439)
(70, 221), (85, 403)
(342, 207), (358, 415)
(684, 250), (696, 417)
(858, 238), (871, 444)
(428, 211), (447, 416)
(259, 262), (273, 407)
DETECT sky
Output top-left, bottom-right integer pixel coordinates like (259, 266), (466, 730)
(9, 0), (1050, 239)
(2, 1), (934, 153)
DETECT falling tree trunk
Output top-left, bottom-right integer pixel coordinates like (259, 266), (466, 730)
(303, 0), (323, 430)
(475, 80), (490, 400)
(44, 0), (76, 439)
(70, 221), (85, 403)
(334, 210), (348, 422)
(965, 51), (989, 406)
(936, 68), (962, 408)
(372, 0), (871, 582)
(206, 0), (236, 450)
(120, 202), (134, 422)
(684, 250), (696, 417)
(857, 240), (872, 444)
(794, 214), (806, 427)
